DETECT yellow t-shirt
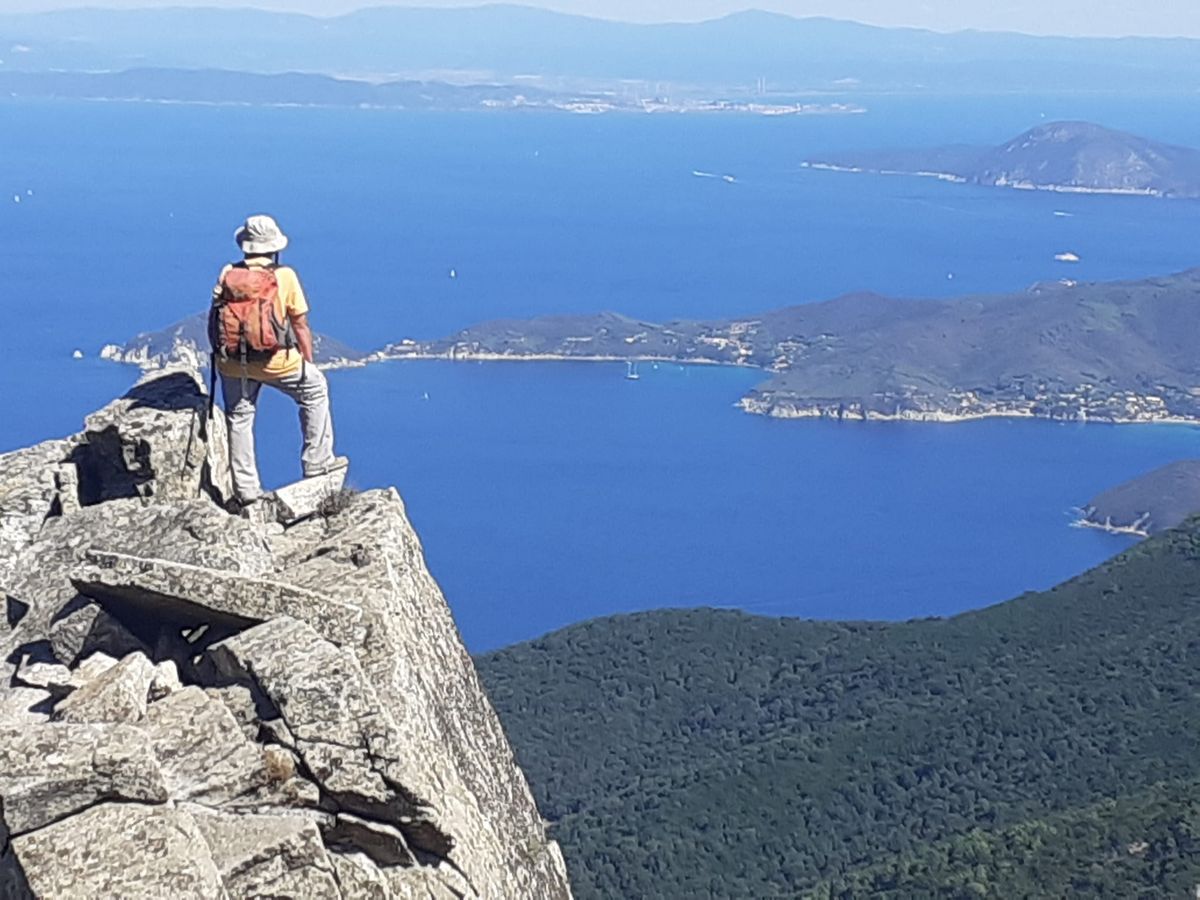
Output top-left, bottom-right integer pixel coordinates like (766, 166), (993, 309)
(214, 257), (308, 381)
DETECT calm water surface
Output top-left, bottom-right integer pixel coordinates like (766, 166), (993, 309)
(2, 96), (1199, 648)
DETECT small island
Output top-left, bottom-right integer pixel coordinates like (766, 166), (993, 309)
(106, 268), (1200, 427)
(803, 121), (1200, 199)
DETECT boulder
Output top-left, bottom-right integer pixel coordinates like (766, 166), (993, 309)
(53, 652), (155, 724)
(138, 685), (318, 811)
(139, 686), (275, 805)
(190, 808), (341, 898)
(208, 618), (451, 858)
(9, 803), (224, 899)
(72, 549), (363, 647)
(270, 467), (348, 524)
(0, 723), (167, 836)
(3, 497), (266, 668)
(70, 368), (230, 507)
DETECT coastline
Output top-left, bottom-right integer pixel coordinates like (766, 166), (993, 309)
(741, 397), (1200, 427)
(1070, 513), (1151, 538)
(3, 94), (866, 118)
(366, 350), (757, 367)
(101, 344), (1200, 428)
(800, 161), (1172, 198)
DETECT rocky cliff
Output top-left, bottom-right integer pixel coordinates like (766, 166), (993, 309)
(0, 369), (572, 899)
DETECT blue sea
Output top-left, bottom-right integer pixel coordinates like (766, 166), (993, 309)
(3, 95), (1200, 650)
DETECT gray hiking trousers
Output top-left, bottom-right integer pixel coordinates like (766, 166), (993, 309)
(221, 363), (337, 502)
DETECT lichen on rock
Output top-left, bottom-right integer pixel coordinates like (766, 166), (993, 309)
(0, 369), (572, 899)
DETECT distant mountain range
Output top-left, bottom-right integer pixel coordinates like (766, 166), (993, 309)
(5, 6), (1200, 93)
(806, 121), (1200, 198)
(477, 520), (1200, 896)
(105, 268), (1200, 426)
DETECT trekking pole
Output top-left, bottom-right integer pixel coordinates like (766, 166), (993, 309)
(205, 350), (218, 441)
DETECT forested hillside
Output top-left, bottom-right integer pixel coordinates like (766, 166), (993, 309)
(478, 521), (1200, 897)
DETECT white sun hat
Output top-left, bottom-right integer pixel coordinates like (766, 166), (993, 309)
(235, 214), (289, 255)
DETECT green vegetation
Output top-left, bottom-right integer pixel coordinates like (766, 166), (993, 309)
(811, 780), (1200, 898)
(385, 269), (1200, 424)
(477, 521), (1200, 898)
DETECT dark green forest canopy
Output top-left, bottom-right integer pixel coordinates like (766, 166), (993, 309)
(477, 521), (1200, 898)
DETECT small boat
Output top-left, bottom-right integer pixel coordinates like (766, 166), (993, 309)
(625, 361), (641, 381)
(1055, 252), (1081, 263)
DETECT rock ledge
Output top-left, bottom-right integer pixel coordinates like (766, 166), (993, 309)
(0, 370), (572, 899)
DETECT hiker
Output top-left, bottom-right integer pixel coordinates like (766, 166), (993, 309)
(210, 214), (346, 508)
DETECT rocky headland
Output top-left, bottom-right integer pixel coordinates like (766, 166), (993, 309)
(1076, 459), (1200, 537)
(102, 270), (1200, 429)
(803, 121), (1200, 199)
(0, 369), (572, 898)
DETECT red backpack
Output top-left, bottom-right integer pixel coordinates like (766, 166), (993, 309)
(209, 264), (296, 361)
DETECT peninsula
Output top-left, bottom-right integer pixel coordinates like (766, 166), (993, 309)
(804, 121), (1200, 199)
(104, 269), (1200, 426)
(0, 69), (863, 117)
(1076, 459), (1200, 536)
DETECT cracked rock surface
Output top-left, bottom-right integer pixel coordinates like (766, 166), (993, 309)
(0, 369), (572, 899)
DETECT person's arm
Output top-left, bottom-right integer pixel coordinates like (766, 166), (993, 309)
(290, 313), (315, 363)
(280, 267), (314, 362)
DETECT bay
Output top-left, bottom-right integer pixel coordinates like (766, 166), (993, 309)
(3, 95), (1200, 649)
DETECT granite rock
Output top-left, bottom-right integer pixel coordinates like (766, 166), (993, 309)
(330, 851), (394, 899)
(191, 807), (341, 898)
(0, 370), (572, 899)
(208, 617), (450, 859)
(0, 723), (168, 835)
(0, 688), (51, 727)
(139, 686), (287, 807)
(271, 467), (348, 524)
(70, 367), (231, 507)
(53, 652), (155, 724)
(10, 803), (225, 899)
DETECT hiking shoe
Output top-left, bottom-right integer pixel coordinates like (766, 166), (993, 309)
(227, 494), (262, 515)
(303, 456), (349, 479)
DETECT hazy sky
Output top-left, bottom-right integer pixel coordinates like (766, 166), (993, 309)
(7, 0), (1200, 39)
